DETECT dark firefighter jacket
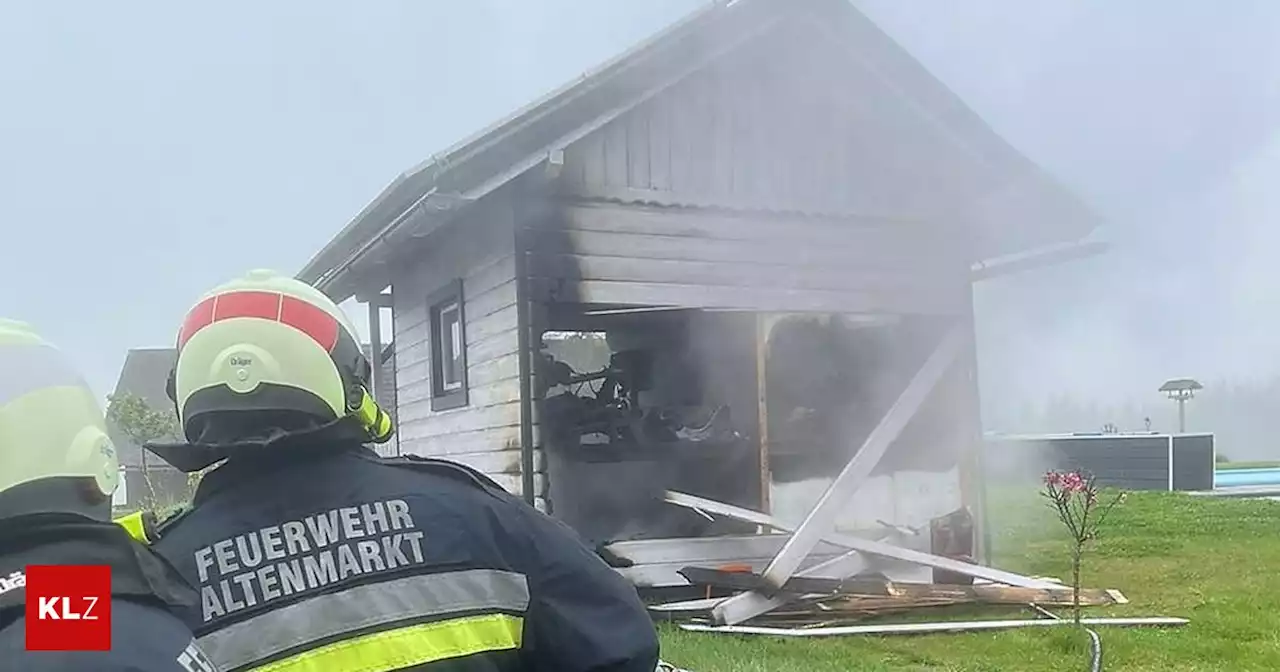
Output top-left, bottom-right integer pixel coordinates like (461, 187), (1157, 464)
(0, 513), (218, 671)
(147, 445), (661, 672)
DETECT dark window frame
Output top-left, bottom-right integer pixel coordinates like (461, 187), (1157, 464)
(428, 279), (469, 411)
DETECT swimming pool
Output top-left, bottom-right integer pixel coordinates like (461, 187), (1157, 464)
(1214, 467), (1280, 488)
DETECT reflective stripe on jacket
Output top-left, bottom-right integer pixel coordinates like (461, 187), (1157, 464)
(200, 568), (526, 671)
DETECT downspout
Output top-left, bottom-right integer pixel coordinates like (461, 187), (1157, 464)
(513, 210), (537, 506)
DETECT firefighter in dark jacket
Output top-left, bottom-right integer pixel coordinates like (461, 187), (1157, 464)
(0, 319), (217, 671)
(133, 269), (661, 672)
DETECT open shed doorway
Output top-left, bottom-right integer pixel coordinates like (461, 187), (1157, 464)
(535, 310), (762, 548)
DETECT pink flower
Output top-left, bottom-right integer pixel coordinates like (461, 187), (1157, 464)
(1043, 471), (1062, 487)
(1058, 471), (1086, 493)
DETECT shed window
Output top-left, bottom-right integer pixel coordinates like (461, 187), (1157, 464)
(429, 280), (468, 411)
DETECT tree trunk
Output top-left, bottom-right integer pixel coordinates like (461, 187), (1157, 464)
(1071, 546), (1083, 626)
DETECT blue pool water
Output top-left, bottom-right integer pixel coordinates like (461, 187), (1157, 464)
(1214, 467), (1280, 488)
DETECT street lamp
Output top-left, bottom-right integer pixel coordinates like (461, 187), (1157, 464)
(1159, 378), (1203, 433)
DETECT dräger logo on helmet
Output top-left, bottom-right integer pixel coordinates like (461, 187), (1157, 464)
(0, 570), (24, 596)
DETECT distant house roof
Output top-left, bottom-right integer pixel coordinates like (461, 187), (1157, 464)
(107, 345), (397, 467)
(298, 0), (1101, 302)
(107, 348), (177, 468)
(110, 347), (176, 410)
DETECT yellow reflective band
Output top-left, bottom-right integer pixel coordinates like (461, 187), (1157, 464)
(353, 388), (394, 444)
(249, 613), (523, 672)
(115, 511), (152, 545)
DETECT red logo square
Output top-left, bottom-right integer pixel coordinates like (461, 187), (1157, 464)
(24, 565), (112, 651)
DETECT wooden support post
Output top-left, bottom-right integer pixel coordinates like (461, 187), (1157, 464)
(956, 298), (990, 565)
(366, 300), (382, 402)
(756, 313), (771, 516)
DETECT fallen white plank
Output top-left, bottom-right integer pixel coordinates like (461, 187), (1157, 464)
(665, 491), (1061, 592)
(681, 617), (1189, 637)
(649, 597), (727, 613)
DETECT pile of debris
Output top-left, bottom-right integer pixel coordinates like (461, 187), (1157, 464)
(605, 332), (1190, 647)
(648, 565), (1177, 636)
(644, 491), (1187, 638)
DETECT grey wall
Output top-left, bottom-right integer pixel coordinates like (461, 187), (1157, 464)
(1171, 433), (1215, 491)
(984, 435), (1174, 491)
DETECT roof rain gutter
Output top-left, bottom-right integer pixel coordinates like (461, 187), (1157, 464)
(310, 188), (473, 300)
(970, 239), (1108, 282)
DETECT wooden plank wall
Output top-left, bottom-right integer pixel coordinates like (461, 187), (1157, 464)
(528, 202), (970, 315)
(391, 203), (544, 497)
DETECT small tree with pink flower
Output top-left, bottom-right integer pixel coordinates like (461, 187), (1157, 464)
(1042, 470), (1126, 624)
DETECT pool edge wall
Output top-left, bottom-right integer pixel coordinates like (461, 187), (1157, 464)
(982, 433), (1216, 493)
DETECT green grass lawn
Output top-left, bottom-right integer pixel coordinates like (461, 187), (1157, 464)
(658, 489), (1280, 671)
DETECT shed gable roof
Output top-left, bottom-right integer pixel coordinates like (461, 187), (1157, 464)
(299, 0), (1101, 302)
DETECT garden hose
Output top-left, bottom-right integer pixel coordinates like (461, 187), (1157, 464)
(1086, 627), (1103, 672)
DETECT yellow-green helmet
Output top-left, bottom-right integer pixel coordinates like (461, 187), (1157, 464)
(165, 269), (393, 448)
(0, 319), (119, 502)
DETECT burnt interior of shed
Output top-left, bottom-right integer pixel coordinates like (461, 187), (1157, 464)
(529, 296), (968, 550)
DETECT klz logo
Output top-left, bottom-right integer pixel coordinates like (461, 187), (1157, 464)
(24, 565), (112, 651)
(38, 596), (100, 620)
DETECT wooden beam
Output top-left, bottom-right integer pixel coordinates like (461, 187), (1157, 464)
(560, 201), (935, 247)
(756, 325), (966, 592)
(528, 252), (952, 295)
(677, 567), (892, 597)
(366, 301), (382, 398)
(540, 279), (962, 315)
(533, 226), (955, 272)
(755, 313), (771, 517)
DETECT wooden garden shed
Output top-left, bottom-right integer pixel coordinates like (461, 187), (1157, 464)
(296, 0), (1102, 616)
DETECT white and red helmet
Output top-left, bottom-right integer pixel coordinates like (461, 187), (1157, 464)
(165, 269), (392, 447)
